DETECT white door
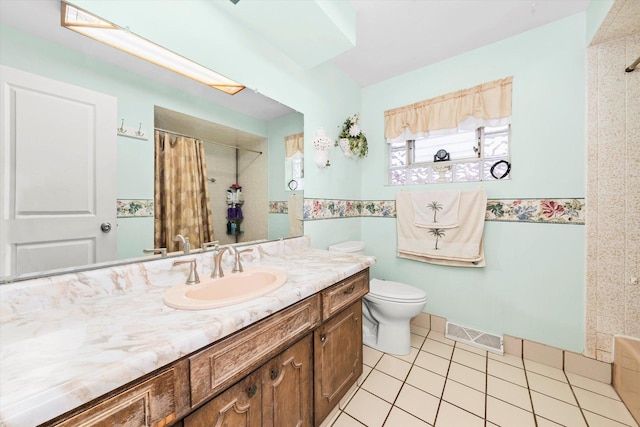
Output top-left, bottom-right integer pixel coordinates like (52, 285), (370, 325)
(0, 65), (117, 277)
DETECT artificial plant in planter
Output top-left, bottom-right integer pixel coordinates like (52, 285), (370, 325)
(336, 113), (368, 158)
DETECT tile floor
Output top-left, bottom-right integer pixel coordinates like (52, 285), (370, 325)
(323, 327), (639, 427)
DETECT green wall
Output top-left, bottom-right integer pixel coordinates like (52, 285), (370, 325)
(586, 0), (615, 44)
(358, 14), (587, 352)
(267, 112), (304, 240)
(2, 2), (591, 353)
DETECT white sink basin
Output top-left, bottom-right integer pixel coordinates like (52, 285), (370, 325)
(163, 267), (287, 310)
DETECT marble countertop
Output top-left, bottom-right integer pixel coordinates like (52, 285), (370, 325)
(0, 237), (376, 427)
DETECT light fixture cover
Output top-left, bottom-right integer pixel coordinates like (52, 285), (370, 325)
(61, 2), (245, 95)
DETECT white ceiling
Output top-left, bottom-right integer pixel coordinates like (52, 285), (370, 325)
(0, 0), (591, 120)
(334, 0), (590, 87)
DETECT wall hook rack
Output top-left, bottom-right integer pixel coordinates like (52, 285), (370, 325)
(117, 119), (148, 141)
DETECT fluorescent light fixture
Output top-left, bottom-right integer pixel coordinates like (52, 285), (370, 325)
(61, 2), (245, 95)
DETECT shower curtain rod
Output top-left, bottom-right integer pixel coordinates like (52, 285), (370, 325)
(154, 127), (263, 155)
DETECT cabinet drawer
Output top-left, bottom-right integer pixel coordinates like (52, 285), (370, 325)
(321, 270), (369, 320)
(189, 295), (320, 408)
(54, 360), (189, 427)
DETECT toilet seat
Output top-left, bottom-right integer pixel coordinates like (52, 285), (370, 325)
(368, 279), (427, 303)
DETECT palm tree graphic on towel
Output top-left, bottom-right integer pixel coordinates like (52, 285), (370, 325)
(428, 228), (446, 250)
(427, 201), (443, 223)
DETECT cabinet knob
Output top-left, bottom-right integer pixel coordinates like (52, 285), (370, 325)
(247, 385), (257, 398)
(320, 333), (327, 343)
(270, 369), (279, 380)
(343, 284), (355, 294)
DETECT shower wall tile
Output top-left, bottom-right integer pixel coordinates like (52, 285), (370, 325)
(596, 283), (625, 319)
(596, 315), (625, 335)
(596, 332), (613, 354)
(585, 309), (597, 336)
(597, 350), (613, 364)
(587, 5), (638, 365)
(585, 333), (597, 359)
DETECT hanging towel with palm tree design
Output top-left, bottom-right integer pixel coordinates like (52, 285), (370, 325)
(396, 187), (487, 267)
(411, 190), (461, 229)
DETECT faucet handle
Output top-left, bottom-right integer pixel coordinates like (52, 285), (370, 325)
(232, 248), (253, 274)
(172, 258), (200, 285)
(202, 241), (220, 252)
(143, 248), (167, 257)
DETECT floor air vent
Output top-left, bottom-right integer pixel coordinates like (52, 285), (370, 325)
(445, 322), (503, 354)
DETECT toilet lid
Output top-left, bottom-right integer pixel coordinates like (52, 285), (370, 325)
(369, 279), (427, 302)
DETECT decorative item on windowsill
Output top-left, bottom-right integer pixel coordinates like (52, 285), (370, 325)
(335, 113), (368, 158)
(312, 128), (333, 168)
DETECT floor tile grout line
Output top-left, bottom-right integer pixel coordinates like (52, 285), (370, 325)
(485, 347), (489, 427)
(564, 369), (591, 427)
(565, 370), (637, 427)
(569, 381), (628, 402)
(580, 408), (638, 427)
(435, 340), (489, 423)
(522, 356), (540, 427)
(431, 335), (455, 427)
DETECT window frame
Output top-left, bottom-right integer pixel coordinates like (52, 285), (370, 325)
(388, 125), (511, 185)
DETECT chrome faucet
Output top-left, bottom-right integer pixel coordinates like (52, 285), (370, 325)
(173, 234), (191, 254)
(172, 258), (200, 285)
(211, 245), (243, 279)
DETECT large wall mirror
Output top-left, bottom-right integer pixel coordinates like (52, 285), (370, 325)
(0, 0), (304, 283)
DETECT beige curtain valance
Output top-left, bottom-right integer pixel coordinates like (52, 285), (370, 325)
(385, 77), (512, 143)
(285, 132), (304, 157)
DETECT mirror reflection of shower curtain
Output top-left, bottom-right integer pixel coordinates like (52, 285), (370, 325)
(154, 130), (214, 252)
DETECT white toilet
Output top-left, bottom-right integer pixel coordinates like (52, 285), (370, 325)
(328, 241), (428, 355)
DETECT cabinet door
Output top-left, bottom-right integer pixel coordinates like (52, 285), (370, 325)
(314, 301), (363, 425)
(262, 335), (313, 427)
(184, 372), (262, 427)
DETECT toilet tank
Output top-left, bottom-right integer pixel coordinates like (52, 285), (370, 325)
(328, 241), (366, 255)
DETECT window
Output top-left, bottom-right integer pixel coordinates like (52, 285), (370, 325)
(388, 124), (510, 185)
(384, 77), (513, 185)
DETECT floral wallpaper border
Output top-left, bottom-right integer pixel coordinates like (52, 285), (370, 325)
(117, 199), (154, 218)
(485, 199), (584, 224)
(269, 201), (289, 214)
(292, 198), (585, 225)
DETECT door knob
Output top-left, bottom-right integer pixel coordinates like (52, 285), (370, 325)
(100, 222), (112, 233)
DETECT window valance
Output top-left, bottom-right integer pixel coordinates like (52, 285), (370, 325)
(285, 132), (304, 157)
(384, 77), (512, 143)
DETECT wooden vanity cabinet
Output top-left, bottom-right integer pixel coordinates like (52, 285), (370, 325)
(46, 268), (369, 427)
